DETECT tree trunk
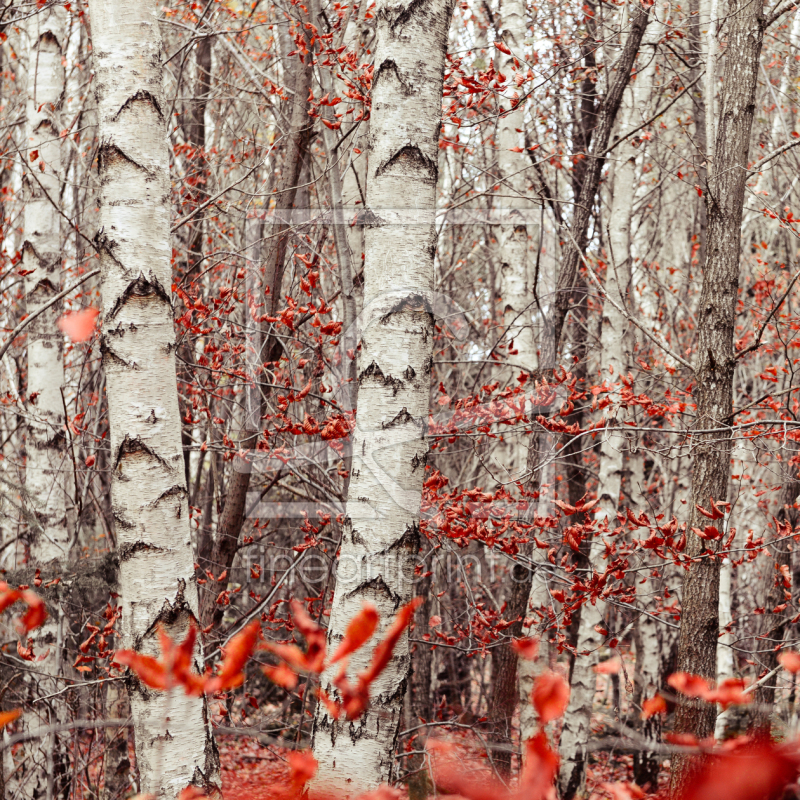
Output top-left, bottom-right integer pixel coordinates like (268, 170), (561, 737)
(669, 0), (765, 791)
(484, 0), (542, 775)
(87, 1), (220, 796)
(750, 448), (799, 736)
(558, 18), (659, 795)
(22, 3), (69, 563)
(538, 0), (651, 370)
(199, 45), (311, 631)
(308, 0), (456, 791)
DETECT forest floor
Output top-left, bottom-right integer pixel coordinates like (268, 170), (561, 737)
(217, 732), (671, 800)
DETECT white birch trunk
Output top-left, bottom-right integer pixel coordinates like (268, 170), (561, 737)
(713, 552), (734, 739)
(86, 2), (219, 797)
(496, 0), (536, 403)
(308, 0), (455, 792)
(22, 5), (69, 563)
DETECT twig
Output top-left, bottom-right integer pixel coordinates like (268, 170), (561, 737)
(736, 269), (800, 359)
(0, 269), (100, 362)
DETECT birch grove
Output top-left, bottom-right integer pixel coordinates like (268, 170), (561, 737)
(0, 0), (800, 798)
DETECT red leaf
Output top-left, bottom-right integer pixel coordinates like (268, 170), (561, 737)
(494, 40), (511, 55)
(779, 651), (800, 673)
(512, 637), (540, 660)
(703, 678), (751, 710)
(331, 602), (379, 663)
(288, 751), (317, 793)
(58, 308), (100, 343)
(0, 709), (21, 727)
(682, 742), (798, 800)
(262, 662), (298, 690)
(19, 591), (47, 633)
(532, 670), (570, 723)
(641, 694), (667, 719)
(17, 639), (34, 661)
(178, 788), (205, 800)
(205, 620), (260, 694)
(667, 671), (710, 698)
(0, 585), (21, 614)
(594, 657), (621, 674)
(360, 598), (422, 686)
(601, 782), (645, 800)
(520, 730), (560, 799)
(113, 649), (169, 690)
(696, 499), (725, 521)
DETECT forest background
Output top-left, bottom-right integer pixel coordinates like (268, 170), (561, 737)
(0, 0), (800, 798)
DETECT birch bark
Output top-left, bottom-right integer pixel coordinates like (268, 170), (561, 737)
(86, 1), (220, 796)
(308, 0), (455, 792)
(22, 4), (69, 563)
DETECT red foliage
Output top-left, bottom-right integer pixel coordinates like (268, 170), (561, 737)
(532, 670), (570, 724)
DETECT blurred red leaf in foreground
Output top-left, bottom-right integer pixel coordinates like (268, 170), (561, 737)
(58, 307), (100, 342)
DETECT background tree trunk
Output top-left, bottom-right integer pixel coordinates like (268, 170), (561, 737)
(670, 0), (765, 791)
(22, 3), (69, 564)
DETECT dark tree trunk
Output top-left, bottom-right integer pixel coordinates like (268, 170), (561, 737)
(670, 0), (765, 791)
(751, 444), (799, 735)
(538, 1), (652, 370)
(200, 47), (312, 631)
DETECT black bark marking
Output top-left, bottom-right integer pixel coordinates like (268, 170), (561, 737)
(382, 407), (413, 429)
(344, 573), (398, 605)
(112, 510), (136, 530)
(382, 524), (420, 559)
(21, 242), (60, 278)
(151, 484), (186, 507)
(100, 338), (136, 370)
(372, 58), (414, 96)
(114, 433), (171, 472)
(375, 144), (437, 185)
(98, 143), (155, 178)
(112, 89), (164, 121)
(380, 292), (435, 323)
(380, 0), (432, 31)
(118, 540), (167, 562)
(354, 207), (385, 227)
(107, 273), (173, 321)
(359, 361), (404, 395)
(410, 451), (427, 471)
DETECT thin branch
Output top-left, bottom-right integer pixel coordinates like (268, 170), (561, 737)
(0, 269), (100, 363)
(567, 228), (695, 371)
(736, 269), (800, 360)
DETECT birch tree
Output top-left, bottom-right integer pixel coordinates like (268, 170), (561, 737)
(308, 0), (456, 791)
(86, 1), (219, 796)
(22, 3), (69, 563)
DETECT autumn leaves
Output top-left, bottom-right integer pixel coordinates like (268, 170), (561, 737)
(115, 598), (421, 724)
